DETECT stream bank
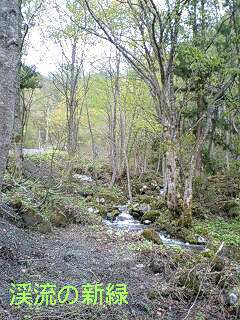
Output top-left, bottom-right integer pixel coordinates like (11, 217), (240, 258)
(103, 204), (206, 250)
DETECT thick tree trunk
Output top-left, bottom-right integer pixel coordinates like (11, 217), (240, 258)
(165, 146), (178, 211)
(13, 111), (24, 177)
(0, 0), (21, 201)
(14, 85), (25, 177)
(13, 1), (24, 178)
(162, 119), (179, 211)
(182, 159), (195, 227)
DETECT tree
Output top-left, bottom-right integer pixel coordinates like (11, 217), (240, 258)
(81, 0), (193, 221)
(81, 0), (237, 224)
(0, 0), (21, 201)
(50, 0), (91, 156)
(13, 0), (45, 177)
(20, 65), (41, 143)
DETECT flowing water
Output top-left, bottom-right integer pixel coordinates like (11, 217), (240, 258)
(103, 205), (205, 250)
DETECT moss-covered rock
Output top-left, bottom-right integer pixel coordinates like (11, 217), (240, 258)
(51, 211), (68, 227)
(141, 210), (160, 222)
(96, 190), (126, 205)
(211, 256), (225, 272)
(149, 257), (164, 274)
(37, 221), (52, 234)
(176, 227), (198, 244)
(142, 228), (162, 245)
(176, 269), (200, 295)
(106, 210), (119, 221)
(147, 289), (160, 300)
(130, 202), (151, 216)
(20, 207), (44, 227)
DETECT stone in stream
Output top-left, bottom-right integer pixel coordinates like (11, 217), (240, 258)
(116, 212), (134, 222)
(143, 220), (151, 225)
(142, 228), (162, 245)
(197, 236), (207, 244)
(131, 203), (151, 216)
(106, 210), (119, 221)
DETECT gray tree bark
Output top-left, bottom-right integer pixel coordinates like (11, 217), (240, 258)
(0, 0), (21, 202)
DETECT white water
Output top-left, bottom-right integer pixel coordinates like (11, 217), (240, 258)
(104, 205), (205, 250)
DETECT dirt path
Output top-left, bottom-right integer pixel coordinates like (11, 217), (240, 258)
(0, 219), (166, 320)
(0, 218), (237, 320)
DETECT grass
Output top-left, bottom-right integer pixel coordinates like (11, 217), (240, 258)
(128, 239), (156, 252)
(193, 218), (240, 246)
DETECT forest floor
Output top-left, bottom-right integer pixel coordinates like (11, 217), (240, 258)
(0, 217), (239, 320)
(0, 152), (240, 319)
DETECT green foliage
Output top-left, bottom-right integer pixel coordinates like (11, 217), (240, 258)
(128, 240), (156, 252)
(194, 219), (240, 246)
(175, 44), (222, 82)
(20, 65), (41, 90)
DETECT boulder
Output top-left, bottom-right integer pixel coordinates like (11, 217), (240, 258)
(131, 202), (151, 216)
(140, 185), (148, 193)
(177, 270), (200, 295)
(142, 210), (160, 222)
(149, 258), (164, 274)
(139, 203), (151, 213)
(143, 220), (151, 225)
(211, 256), (225, 272)
(37, 221), (52, 234)
(20, 208), (43, 227)
(197, 236), (207, 244)
(106, 210), (119, 221)
(51, 211), (68, 227)
(142, 228), (162, 245)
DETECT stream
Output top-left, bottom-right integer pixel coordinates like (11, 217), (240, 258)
(103, 205), (206, 250)
(20, 159), (206, 251)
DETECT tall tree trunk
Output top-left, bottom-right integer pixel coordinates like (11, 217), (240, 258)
(0, 0), (21, 201)
(13, 1), (24, 178)
(109, 53), (120, 187)
(86, 100), (97, 161)
(182, 156), (195, 227)
(195, 94), (206, 175)
(13, 109), (24, 177)
(68, 39), (79, 156)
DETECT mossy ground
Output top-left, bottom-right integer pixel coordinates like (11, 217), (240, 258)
(1, 152), (240, 319)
